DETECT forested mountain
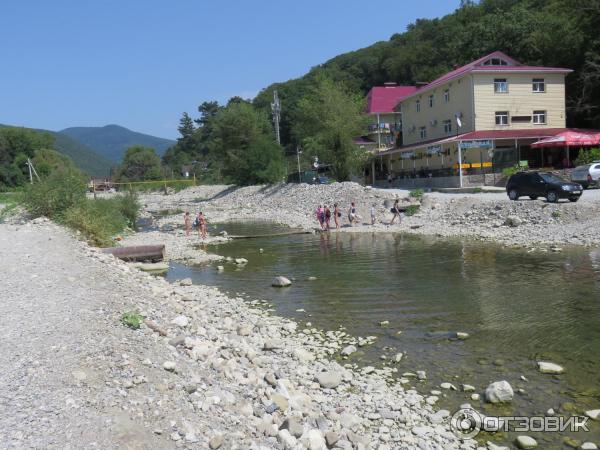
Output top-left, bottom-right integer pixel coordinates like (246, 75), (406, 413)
(253, 0), (600, 148)
(0, 124), (112, 177)
(60, 125), (175, 163)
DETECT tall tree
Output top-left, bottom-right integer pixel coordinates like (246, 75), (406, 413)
(116, 145), (162, 181)
(292, 76), (368, 181)
(177, 112), (195, 139)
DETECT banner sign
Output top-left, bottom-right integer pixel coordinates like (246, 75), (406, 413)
(400, 151), (415, 159)
(460, 139), (493, 149)
(426, 145), (442, 155)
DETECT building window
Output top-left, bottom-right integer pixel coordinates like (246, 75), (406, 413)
(495, 111), (509, 126)
(428, 95), (434, 108)
(483, 58), (509, 66)
(419, 127), (427, 139)
(416, 100), (420, 112)
(443, 120), (452, 134)
(533, 110), (547, 124)
(444, 89), (450, 103)
(494, 78), (508, 93)
(532, 78), (545, 93)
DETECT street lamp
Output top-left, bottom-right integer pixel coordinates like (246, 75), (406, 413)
(296, 145), (302, 183)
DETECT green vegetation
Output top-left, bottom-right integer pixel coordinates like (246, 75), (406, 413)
(163, 99), (286, 185)
(121, 311), (144, 330)
(60, 124), (175, 162)
(409, 188), (424, 199)
(574, 147), (600, 166)
(115, 145), (162, 182)
(292, 76), (368, 181)
(21, 165), (140, 246)
(552, 210), (561, 218)
(404, 204), (420, 216)
(502, 165), (526, 177)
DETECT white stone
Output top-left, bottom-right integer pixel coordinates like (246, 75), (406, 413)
(171, 315), (189, 327)
(485, 380), (514, 403)
(585, 409), (600, 420)
(471, 393), (480, 401)
(341, 345), (357, 356)
(440, 382), (457, 390)
(455, 332), (470, 340)
(163, 361), (176, 372)
(293, 348), (315, 362)
(234, 258), (248, 265)
(305, 429), (326, 450)
(315, 371), (342, 389)
(581, 443), (598, 450)
(537, 361), (564, 374)
(272, 276), (292, 287)
(514, 435), (537, 449)
(462, 384), (475, 392)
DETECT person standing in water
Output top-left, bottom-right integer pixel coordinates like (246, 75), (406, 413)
(370, 204), (376, 225)
(324, 205), (332, 230)
(184, 211), (192, 236)
(348, 202), (358, 226)
(333, 203), (341, 229)
(315, 205), (325, 230)
(199, 212), (208, 239)
(390, 199), (401, 225)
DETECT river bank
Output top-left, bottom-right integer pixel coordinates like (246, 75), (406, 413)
(131, 182), (600, 252)
(0, 220), (472, 449)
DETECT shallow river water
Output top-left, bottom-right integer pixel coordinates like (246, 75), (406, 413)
(165, 221), (600, 447)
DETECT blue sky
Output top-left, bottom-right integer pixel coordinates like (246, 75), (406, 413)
(0, 1), (458, 139)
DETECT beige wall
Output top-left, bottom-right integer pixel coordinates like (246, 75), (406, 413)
(473, 72), (567, 130)
(400, 76), (474, 146)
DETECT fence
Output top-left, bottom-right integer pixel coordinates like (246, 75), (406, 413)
(90, 177), (197, 197)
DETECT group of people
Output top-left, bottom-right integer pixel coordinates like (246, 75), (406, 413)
(315, 199), (402, 229)
(183, 211), (208, 239)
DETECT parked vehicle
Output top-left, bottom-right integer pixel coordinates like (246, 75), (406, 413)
(506, 171), (583, 203)
(570, 162), (600, 188)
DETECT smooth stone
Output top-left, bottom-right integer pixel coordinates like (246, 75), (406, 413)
(455, 332), (470, 340)
(325, 431), (339, 447)
(462, 384), (476, 392)
(293, 348), (315, 362)
(485, 380), (514, 403)
(537, 361), (565, 374)
(417, 370), (427, 380)
(179, 277), (192, 286)
(515, 435), (537, 449)
(341, 345), (357, 356)
(581, 443), (598, 450)
(208, 434), (223, 449)
(585, 409), (600, 420)
(440, 382), (457, 390)
(280, 417), (304, 438)
(393, 353), (403, 362)
(272, 276), (292, 287)
(217, 265), (224, 271)
(486, 442), (510, 450)
(307, 276), (317, 281)
(305, 429), (326, 450)
(263, 339), (284, 350)
(171, 315), (189, 327)
(162, 361), (176, 372)
(315, 371), (342, 389)
(234, 258), (248, 265)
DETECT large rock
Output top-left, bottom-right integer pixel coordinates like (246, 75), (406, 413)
(505, 215), (523, 227)
(272, 276), (292, 287)
(341, 345), (357, 356)
(485, 380), (514, 403)
(293, 348), (315, 362)
(280, 417), (304, 438)
(515, 435), (537, 449)
(304, 429), (326, 450)
(315, 371), (342, 389)
(537, 361), (564, 374)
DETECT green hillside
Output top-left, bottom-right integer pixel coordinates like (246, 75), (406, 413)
(253, 0), (600, 147)
(60, 124), (175, 162)
(0, 124), (113, 177)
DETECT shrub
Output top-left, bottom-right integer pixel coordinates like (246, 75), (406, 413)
(116, 190), (140, 229)
(404, 204), (420, 216)
(574, 147), (600, 166)
(409, 188), (424, 199)
(62, 198), (129, 246)
(22, 168), (86, 219)
(121, 311), (144, 330)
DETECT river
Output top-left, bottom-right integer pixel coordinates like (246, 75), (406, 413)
(165, 221), (600, 447)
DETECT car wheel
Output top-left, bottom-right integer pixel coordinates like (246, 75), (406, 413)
(508, 189), (519, 201)
(568, 197), (579, 203)
(529, 195), (538, 200)
(547, 191), (559, 203)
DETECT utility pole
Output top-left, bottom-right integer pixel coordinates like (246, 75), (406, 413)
(296, 145), (302, 183)
(271, 90), (281, 145)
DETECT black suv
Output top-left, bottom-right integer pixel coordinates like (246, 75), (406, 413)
(506, 171), (583, 203)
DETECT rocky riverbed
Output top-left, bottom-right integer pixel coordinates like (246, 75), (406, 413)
(0, 220), (477, 449)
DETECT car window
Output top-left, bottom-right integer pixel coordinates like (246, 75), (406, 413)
(594, 164), (600, 170)
(539, 173), (565, 183)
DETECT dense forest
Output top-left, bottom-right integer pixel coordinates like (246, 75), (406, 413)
(164, 0), (600, 184)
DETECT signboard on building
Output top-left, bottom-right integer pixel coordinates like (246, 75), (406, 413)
(426, 145), (442, 155)
(460, 140), (493, 149)
(400, 151), (415, 159)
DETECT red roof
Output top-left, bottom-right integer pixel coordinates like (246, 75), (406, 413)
(400, 51), (572, 102)
(366, 85), (418, 114)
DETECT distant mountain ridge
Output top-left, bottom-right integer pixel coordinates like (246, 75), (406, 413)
(60, 124), (175, 163)
(0, 123), (113, 177)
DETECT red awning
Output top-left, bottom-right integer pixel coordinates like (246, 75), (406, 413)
(531, 131), (600, 148)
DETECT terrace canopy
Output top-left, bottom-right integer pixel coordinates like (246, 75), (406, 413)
(531, 130), (600, 148)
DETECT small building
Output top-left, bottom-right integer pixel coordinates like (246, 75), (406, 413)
(366, 51), (599, 187)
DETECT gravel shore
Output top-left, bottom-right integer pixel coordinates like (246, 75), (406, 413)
(0, 220), (472, 449)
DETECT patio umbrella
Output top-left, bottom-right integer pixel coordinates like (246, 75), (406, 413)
(531, 130), (600, 148)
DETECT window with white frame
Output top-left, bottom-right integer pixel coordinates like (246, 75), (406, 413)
(428, 95), (434, 108)
(494, 78), (508, 93)
(419, 127), (427, 139)
(495, 111), (509, 126)
(443, 89), (450, 103)
(532, 110), (546, 124)
(443, 120), (452, 134)
(532, 78), (545, 93)
(416, 100), (421, 112)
